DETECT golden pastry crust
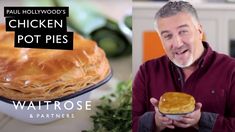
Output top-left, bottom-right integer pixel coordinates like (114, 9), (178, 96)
(0, 24), (111, 101)
(159, 92), (195, 114)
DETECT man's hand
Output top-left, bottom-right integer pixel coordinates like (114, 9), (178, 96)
(173, 102), (202, 129)
(150, 97), (175, 132)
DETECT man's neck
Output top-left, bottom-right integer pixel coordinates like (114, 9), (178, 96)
(182, 42), (205, 81)
(182, 64), (197, 81)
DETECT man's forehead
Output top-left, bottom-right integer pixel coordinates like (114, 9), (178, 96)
(156, 12), (194, 31)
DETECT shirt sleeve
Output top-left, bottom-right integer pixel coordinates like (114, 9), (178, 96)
(211, 68), (235, 132)
(199, 112), (218, 132)
(137, 112), (155, 132)
(132, 65), (150, 132)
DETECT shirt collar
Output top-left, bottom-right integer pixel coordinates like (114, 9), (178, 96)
(198, 41), (213, 69)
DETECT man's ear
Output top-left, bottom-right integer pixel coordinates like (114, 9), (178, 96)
(198, 24), (203, 40)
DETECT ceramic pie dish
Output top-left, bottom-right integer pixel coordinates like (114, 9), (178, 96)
(158, 92), (195, 121)
(0, 24), (112, 124)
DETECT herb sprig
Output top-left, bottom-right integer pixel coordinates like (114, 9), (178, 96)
(86, 80), (132, 132)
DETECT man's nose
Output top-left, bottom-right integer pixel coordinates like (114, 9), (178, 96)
(172, 35), (183, 48)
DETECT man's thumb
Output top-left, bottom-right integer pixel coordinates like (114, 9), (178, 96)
(150, 97), (158, 106)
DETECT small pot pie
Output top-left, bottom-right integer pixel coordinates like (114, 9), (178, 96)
(159, 92), (195, 114)
(0, 24), (111, 101)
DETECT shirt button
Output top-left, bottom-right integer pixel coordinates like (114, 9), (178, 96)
(178, 78), (181, 81)
(211, 90), (215, 94)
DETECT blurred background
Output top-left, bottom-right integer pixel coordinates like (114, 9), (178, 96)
(0, 0), (131, 132)
(133, 0), (235, 76)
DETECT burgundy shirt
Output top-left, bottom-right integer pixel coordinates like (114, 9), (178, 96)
(132, 42), (235, 132)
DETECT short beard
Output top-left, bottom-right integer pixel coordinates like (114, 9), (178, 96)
(172, 55), (194, 68)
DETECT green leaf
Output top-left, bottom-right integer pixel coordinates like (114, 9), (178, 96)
(87, 80), (132, 132)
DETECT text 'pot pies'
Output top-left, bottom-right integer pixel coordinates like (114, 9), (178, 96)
(0, 24), (111, 101)
(159, 92), (195, 114)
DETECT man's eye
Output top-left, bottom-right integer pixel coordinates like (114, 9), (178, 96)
(163, 34), (172, 40)
(179, 30), (188, 35)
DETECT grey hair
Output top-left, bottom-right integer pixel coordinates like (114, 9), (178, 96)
(154, 1), (199, 31)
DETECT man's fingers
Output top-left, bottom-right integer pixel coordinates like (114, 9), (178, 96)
(150, 97), (158, 106)
(159, 116), (171, 122)
(184, 112), (196, 118)
(159, 118), (175, 129)
(173, 120), (191, 128)
(195, 102), (202, 110)
(168, 102), (202, 129)
(150, 97), (160, 113)
(178, 117), (194, 124)
(166, 125), (175, 129)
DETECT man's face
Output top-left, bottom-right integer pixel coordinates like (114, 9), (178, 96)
(157, 12), (204, 68)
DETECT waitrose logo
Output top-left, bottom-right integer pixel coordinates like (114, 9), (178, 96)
(12, 100), (92, 119)
(12, 100), (92, 110)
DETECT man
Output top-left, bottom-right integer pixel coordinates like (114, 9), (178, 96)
(132, 1), (235, 132)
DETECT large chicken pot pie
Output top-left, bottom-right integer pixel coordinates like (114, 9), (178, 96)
(0, 24), (111, 101)
(159, 92), (195, 114)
